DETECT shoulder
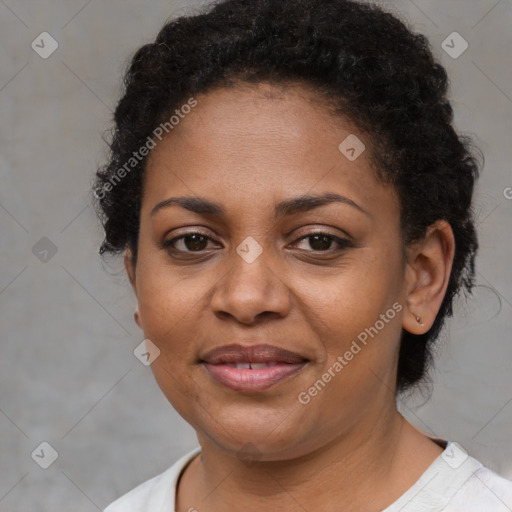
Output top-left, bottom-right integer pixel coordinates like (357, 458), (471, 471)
(103, 448), (201, 512)
(446, 464), (512, 511)
(103, 471), (167, 512)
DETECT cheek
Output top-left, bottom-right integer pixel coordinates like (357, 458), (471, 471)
(135, 267), (208, 413)
(296, 253), (404, 390)
(300, 253), (402, 336)
(135, 266), (194, 347)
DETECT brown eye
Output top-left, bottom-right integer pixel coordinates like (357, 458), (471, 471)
(163, 232), (216, 253)
(293, 232), (352, 252)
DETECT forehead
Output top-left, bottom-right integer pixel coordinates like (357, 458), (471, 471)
(142, 83), (397, 221)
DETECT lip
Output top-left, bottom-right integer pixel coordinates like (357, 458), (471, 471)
(201, 344), (307, 365)
(200, 344), (309, 392)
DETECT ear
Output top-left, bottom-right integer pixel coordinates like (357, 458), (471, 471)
(402, 220), (455, 335)
(124, 248), (137, 291)
(124, 248), (142, 329)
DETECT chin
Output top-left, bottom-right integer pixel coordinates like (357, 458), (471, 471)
(198, 411), (315, 458)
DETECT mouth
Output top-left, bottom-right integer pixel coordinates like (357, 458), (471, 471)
(199, 344), (309, 393)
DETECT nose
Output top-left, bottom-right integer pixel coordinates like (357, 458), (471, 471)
(210, 245), (291, 325)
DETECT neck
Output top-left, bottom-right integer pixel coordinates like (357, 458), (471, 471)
(177, 406), (443, 512)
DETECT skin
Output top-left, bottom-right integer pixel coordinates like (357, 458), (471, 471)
(124, 82), (455, 512)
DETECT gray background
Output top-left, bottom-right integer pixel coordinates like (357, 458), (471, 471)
(0, 0), (511, 510)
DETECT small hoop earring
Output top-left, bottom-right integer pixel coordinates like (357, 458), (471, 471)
(415, 315), (424, 326)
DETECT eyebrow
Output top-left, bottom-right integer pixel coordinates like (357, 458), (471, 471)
(150, 192), (370, 219)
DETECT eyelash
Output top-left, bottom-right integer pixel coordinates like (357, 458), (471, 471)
(162, 230), (353, 255)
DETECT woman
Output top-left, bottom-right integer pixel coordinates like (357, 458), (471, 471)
(93, 0), (512, 510)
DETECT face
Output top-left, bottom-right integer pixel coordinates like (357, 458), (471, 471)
(126, 83), (410, 461)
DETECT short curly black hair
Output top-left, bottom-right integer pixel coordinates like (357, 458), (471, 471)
(92, 0), (481, 393)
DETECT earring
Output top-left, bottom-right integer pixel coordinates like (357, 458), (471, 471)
(415, 315), (424, 326)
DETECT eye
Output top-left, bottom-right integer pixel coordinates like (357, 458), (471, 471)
(162, 231), (219, 253)
(162, 230), (353, 256)
(291, 232), (353, 252)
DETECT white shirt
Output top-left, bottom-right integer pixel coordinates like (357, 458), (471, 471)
(104, 441), (512, 511)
